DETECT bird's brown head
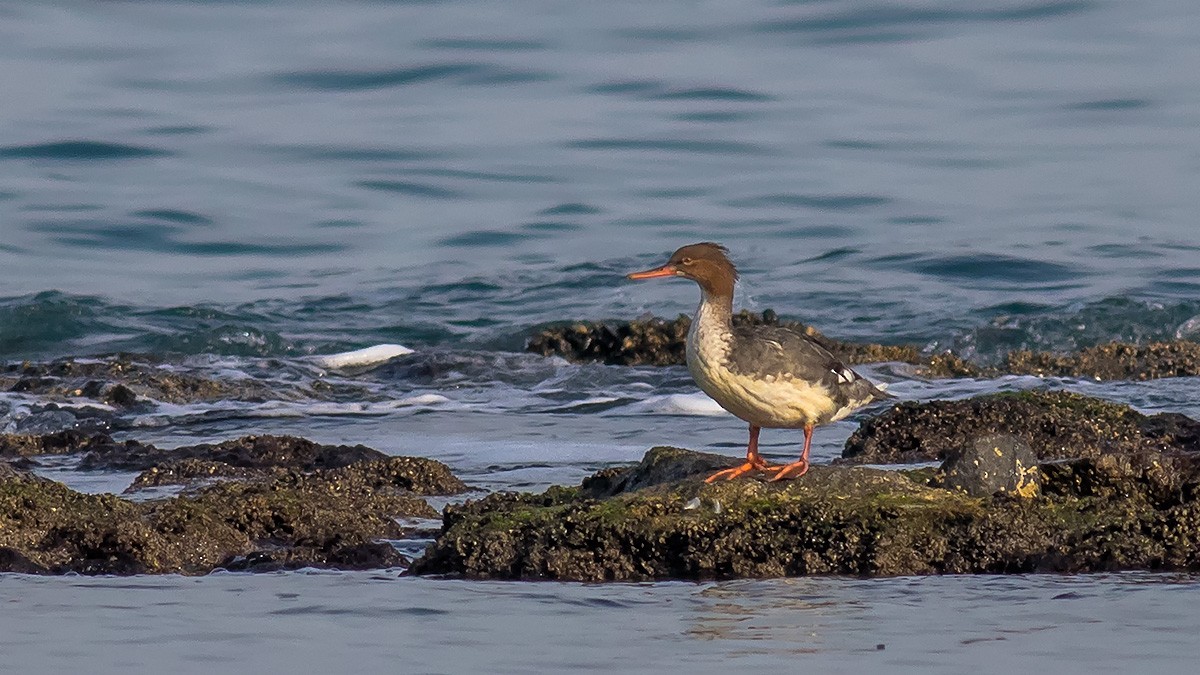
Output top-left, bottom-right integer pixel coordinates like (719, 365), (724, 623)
(626, 242), (738, 298)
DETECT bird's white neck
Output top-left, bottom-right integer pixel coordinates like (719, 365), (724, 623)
(694, 290), (733, 331)
(688, 291), (735, 365)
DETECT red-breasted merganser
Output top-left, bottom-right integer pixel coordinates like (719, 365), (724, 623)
(627, 242), (892, 482)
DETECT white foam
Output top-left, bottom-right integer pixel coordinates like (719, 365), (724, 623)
(125, 393), (453, 427)
(238, 394), (454, 418)
(631, 393), (730, 417)
(310, 344), (414, 370)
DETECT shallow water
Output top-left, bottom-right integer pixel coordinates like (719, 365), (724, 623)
(2, 0), (1200, 671)
(2, 572), (1197, 675)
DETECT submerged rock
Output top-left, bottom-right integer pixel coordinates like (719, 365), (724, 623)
(0, 355), (275, 404)
(843, 390), (1200, 463)
(410, 445), (1200, 581)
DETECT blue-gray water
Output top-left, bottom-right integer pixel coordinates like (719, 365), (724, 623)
(2, 1), (1200, 672)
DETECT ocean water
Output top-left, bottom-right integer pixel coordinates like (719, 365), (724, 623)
(2, 0), (1200, 672)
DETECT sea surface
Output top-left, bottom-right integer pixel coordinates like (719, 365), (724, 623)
(1, 0), (1199, 672)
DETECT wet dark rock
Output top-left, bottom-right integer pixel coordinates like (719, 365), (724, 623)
(843, 390), (1193, 463)
(1139, 412), (1200, 451)
(80, 434), (388, 472)
(218, 543), (408, 572)
(526, 311), (921, 367)
(105, 383), (139, 407)
(126, 458), (262, 490)
(0, 429), (103, 458)
(1005, 341), (1200, 380)
(0, 438), (467, 575)
(316, 456), (469, 496)
(0, 546), (48, 574)
(410, 445), (1200, 581)
(938, 434), (1041, 498)
(581, 446), (735, 497)
(1, 355), (273, 404)
(120, 439), (468, 494)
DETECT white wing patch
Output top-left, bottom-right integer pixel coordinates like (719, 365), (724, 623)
(831, 364), (858, 384)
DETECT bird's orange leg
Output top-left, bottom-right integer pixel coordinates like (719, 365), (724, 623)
(769, 424), (813, 481)
(705, 425), (776, 482)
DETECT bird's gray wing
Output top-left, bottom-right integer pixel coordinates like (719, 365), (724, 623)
(728, 324), (890, 404)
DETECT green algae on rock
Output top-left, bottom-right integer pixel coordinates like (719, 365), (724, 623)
(844, 390), (1200, 464)
(409, 445), (1200, 581)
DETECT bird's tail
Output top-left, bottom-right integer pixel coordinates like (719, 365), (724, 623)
(868, 380), (896, 402)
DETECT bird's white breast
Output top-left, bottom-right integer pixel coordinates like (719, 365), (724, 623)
(686, 303), (835, 429)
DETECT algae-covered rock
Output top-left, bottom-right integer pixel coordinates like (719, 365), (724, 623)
(0, 438), (468, 575)
(0, 429), (106, 459)
(844, 390), (1200, 463)
(410, 445), (1200, 581)
(1005, 341), (1200, 380)
(81, 434), (387, 472)
(124, 444), (468, 495)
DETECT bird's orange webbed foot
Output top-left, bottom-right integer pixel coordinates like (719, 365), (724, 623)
(767, 459), (810, 481)
(704, 460), (774, 483)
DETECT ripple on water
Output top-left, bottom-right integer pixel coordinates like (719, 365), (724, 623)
(652, 87), (773, 102)
(905, 253), (1082, 284)
(130, 209), (213, 226)
(0, 140), (170, 160)
(438, 230), (533, 247)
(1066, 97), (1153, 112)
(274, 62), (552, 91)
(538, 202), (603, 216)
(755, 1), (1095, 38)
(727, 193), (893, 210)
(352, 180), (463, 199)
(567, 138), (770, 156)
(583, 78), (771, 102)
(421, 37), (550, 52)
(34, 219), (347, 257)
(276, 145), (437, 162)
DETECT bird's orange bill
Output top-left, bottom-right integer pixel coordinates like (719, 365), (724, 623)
(626, 264), (676, 280)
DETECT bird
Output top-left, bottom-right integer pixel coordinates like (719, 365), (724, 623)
(626, 242), (893, 482)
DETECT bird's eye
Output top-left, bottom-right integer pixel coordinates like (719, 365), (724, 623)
(680, 257), (693, 265)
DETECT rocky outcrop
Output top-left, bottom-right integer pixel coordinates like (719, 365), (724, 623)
(409, 443), (1200, 581)
(0, 434), (468, 575)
